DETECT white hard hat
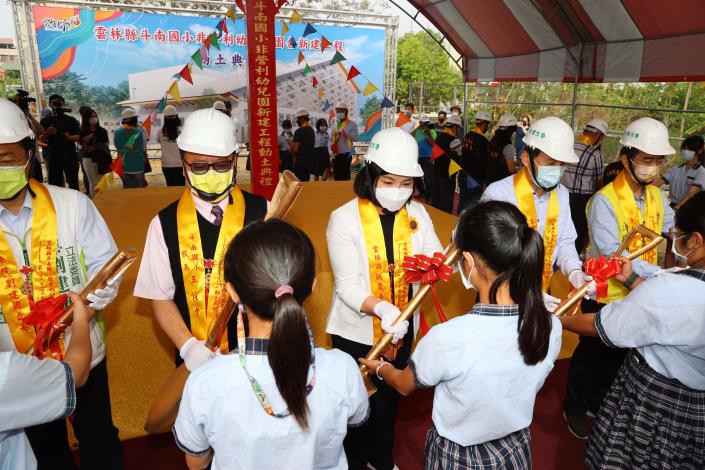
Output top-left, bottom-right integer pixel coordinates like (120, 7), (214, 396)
(522, 116), (579, 164)
(445, 114), (462, 127)
(475, 110), (492, 122)
(619, 117), (675, 156)
(0, 98), (34, 143)
(585, 118), (608, 135)
(419, 113), (430, 123)
(498, 113), (517, 128)
(365, 128), (423, 177)
(213, 100), (226, 111)
(163, 105), (178, 117)
(122, 107), (137, 120)
(335, 103), (348, 110)
(177, 108), (237, 157)
(295, 108), (309, 118)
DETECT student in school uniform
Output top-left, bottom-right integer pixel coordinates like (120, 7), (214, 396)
(312, 118), (331, 181)
(360, 200), (562, 470)
(559, 191), (705, 470)
(173, 219), (369, 470)
(482, 116), (594, 313)
(326, 127), (443, 470)
(1, 292), (96, 470)
(657, 135), (705, 210)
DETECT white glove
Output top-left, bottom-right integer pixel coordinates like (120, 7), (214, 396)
(568, 270), (597, 300)
(179, 337), (215, 371)
(86, 277), (120, 310)
(373, 301), (409, 345)
(543, 293), (561, 313)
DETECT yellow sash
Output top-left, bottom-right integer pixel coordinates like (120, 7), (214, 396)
(513, 168), (559, 291)
(576, 134), (592, 146)
(588, 171), (664, 302)
(358, 198), (411, 342)
(177, 188), (245, 350)
(0, 180), (61, 355)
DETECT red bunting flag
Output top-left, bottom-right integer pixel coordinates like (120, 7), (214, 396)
(236, 0), (245, 13)
(312, 76), (318, 87)
(298, 51), (304, 64)
(142, 115), (152, 136)
(221, 18), (228, 34)
(430, 144), (445, 161)
(179, 64), (193, 84)
(329, 110), (335, 121)
(347, 65), (361, 81)
(321, 36), (332, 51)
(204, 34), (211, 49)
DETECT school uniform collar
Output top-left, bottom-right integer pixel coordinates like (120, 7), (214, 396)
(244, 337), (269, 355)
(469, 303), (520, 317)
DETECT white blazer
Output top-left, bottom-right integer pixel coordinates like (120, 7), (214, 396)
(325, 198), (444, 345)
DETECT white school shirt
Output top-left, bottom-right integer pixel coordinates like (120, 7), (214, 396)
(173, 341), (369, 470)
(481, 175), (583, 276)
(0, 352), (76, 470)
(663, 163), (705, 204)
(133, 192), (230, 300)
(157, 131), (182, 168)
(595, 269), (705, 390)
(325, 198), (443, 345)
(410, 303), (562, 446)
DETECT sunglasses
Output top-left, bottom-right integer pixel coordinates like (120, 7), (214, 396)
(183, 159), (234, 175)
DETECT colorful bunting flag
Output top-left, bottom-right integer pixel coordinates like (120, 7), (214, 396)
(380, 97), (395, 109)
(204, 34), (211, 49)
(303, 23), (317, 37)
(395, 112), (410, 127)
(362, 81), (378, 97)
(235, 0), (245, 14)
(110, 155), (123, 177)
(156, 97), (168, 112)
(346, 65), (361, 81)
(210, 33), (220, 50)
(192, 49), (203, 69)
(312, 76), (318, 87)
(302, 64), (312, 76)
(167, 81), (181, 100)
(448, 158), (462, 176)
(337, 63), (361, 92)
(329, 110), (335, 121)
(321, 36), (332, 51)
(142, 115), (152, 136)
(226, 6), (236, 23)
(220, 18), (228, 35)
(179, 64), (193, 84)
(298, 51), (305, 64)
(282, 21), (289, 35)
(430, 144), (445, 161)
(330, 51), (346, 65)
(317, 88), (324, 99)
(290, 9), (302, 23)
(287, 36), (296, 48)
(322, 99), (331, 111)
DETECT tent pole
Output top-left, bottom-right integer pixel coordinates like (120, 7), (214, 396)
(570, 42), (583, 129)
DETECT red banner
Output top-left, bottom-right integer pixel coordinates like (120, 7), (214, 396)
(246, 0), (279, 200)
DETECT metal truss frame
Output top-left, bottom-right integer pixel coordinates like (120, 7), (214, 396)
(10, 0), (398, 124)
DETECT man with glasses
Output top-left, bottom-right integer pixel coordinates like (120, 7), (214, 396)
(563, 117), (676, 440)
(0, 98), (123, 468)
(134, 108), (267, 370)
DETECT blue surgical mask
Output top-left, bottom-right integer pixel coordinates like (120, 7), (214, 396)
(681, 149), (696, 161)
(535, 165), (565, 189)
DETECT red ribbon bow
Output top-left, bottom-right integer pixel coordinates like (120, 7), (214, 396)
(22, 293), (69, 359)
(583, 256), (622, 302)
(403, 252), (453, 334)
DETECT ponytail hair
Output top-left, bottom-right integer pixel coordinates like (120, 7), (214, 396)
(453, 201), (551, 365)
(223, 219), (316, 428)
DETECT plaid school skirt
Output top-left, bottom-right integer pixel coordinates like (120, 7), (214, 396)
(424, 424), (531, 470)
(586, 351), (705, 469)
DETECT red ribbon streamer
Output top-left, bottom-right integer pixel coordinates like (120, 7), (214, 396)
(583, 256), (622, 302)
(403, 252), (453, 332)
(22, 293), (68, 358)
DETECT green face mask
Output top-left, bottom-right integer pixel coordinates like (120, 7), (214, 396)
(187, 169), (234, 202)
(0, 161), (30, 200)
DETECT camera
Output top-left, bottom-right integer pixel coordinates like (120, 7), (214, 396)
(13, 89), (36, 112)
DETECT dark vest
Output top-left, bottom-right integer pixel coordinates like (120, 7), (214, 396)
(159, 190), (267, 364)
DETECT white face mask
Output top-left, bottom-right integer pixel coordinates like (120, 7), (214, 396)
(671, 233), (695, 266)
(404, 110), (413, 117)
(337, 112), (346, 121)
(631, 160), (661, 184)
(681, 149), (696, 161)
(458, 255), (475, 290)
(375, 187), (413, 212)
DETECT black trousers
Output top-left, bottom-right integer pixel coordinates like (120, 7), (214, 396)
(47, 150), (79, 190)
(419, 158), (433, 199)
(568, 192), (593, 254)
(431, 172), (453, 213)
(333, 152), (352, 181)
(332, 325), (414, 470)
(294, 154), (312, 182)
(564, 299), (628, 415)
(26, 358), (123, 470)
(162, 167), (185, 186)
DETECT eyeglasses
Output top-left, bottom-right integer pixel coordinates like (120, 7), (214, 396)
(183, 159), (234, 175)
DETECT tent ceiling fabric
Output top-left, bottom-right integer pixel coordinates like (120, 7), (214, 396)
(407, 0), (705, 82)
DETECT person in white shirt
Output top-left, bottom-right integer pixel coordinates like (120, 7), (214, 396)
(398, 102), (418, 134)
(174, 219), (369, 470)
(1, 292), (95, 470)
(361, 200), (562, 470)
(559, 191), (705, 470)
(658, 135), (705, 210)
(482, 116), (594, 312)
(158, 105), (184, 186)
(326, 127), (443, 470)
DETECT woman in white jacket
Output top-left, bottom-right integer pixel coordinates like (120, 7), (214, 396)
(326, 127), (443, 470)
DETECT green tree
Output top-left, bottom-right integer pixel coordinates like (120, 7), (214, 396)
(395, 31), (463, 111)
(43, 71), (128, 119)
(359, 95), (381, 123)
